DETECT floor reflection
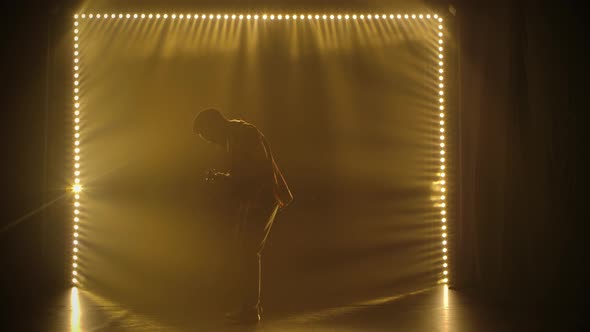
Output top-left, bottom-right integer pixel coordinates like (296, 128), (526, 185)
(70, 287), (81, 332)
(38, 285), (518, 331)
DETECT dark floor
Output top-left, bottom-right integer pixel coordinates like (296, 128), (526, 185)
(4, 285), (579, 332)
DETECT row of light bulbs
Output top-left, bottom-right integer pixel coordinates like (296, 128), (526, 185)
(74, 13), (444, 22)
(71, 25), (82, 285)
(436, 22), (448, 284)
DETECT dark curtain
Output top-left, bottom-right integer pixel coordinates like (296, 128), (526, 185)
(451, 0), (584, 306)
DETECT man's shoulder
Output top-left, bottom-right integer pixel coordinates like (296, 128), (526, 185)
(230, 120), (260, 137)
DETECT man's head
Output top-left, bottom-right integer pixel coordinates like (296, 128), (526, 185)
(193, 108), (229, 145)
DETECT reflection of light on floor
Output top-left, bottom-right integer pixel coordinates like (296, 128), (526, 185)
(70, 287), (81, 332)
(442, 285), (449, 332)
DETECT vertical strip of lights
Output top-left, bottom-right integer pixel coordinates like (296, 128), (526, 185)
(435, 14), (449, 285)
(71, 14), (82, 286)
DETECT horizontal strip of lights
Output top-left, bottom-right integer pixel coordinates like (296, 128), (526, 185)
(71, 12), (447, 287)
(74, 13), (444, 21)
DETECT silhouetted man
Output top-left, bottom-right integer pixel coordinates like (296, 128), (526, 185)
(193, 108), (293, 323)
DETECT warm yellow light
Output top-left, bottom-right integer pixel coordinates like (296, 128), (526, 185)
(443, 248), (447, 252)
(440, 135), (445, 140)
(439, 39), (443, 44)
(74, 155), (80, 161)
(72, 278), (77, 283)
(74, 29), (79, 34)
(442, 210), (446, 215)
(439, 17), (443, 22)
(443, 255), (447, 260)
(441, 187), (446, 193)
(74, 209), (80, 215)
(443, 278), (448, 283)
(224, 14), (229, 19)
(427, 14), (431, 19)
(315, 15), (320, 19)
(439, 54), (444, 59)
(330, 14), (335, 19)
(74, 233), (79, 238)
(149, 14), (153, 19)
(74, 126), (80, 132)
(440, 128), (444, 133)
(352, 14), (357, 19)
(74, 225), (79, 230)
(74, 79), (79, 85)
(338, 15), (342, 19)
(73, 263), (78, 268)
(442, 240), (447, 245)
(133, 14), (138, 19)
(73, 270), (77, 275)
(232, 14), (236, 19)
(89, 14), (93, 18)
(216, 14), (221, 19)
(404, 14), (409, 19)
(439, 91), (444, 96)
(300, 15), (305, 19)
(126, 14), (130, 18)
(440, 157), (445, 163)
(74, 36), (79, 42)
(390, 14), (394, 19)
(74, 194), (80, 199)
(73, 240), (78, 245)
(440, 113), (444, 118)
(440, 121), (445, 126)
(442, 225), (447, 230)
(440, 150), (445, 155)
(345, 14), (350, 19)
(73, 248), (78, 252)
(254, 15), (259, 20)
(74, 87), (79, 93)
(119, 14), (123, 18)
(397, 14), (402, 19)
(74, 217), (79, 222)
(360, 14), (364, 19)
(419, 14), (424, 19)
(270, 14), (274, 20)
(247, 14), (251, 19)
(239, 14), (244, 19)
(72, 184), (82, 193)
(74, 133), (80, 138)
(412, 14), (416, 19)
(443, 270), (448, 275)
(323, 14), (327, 19)
(367, 14), (372, 19)
(73, 255), (78, 260)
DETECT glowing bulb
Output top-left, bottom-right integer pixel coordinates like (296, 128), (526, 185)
(179, 14), (184, 19)
(73, 270), (77, 275)
(315, 15), (319, 19)
(74, 155), (80, 161)
(254, 15), (259, 20)
(404, 14), (409, 19)
(72, 278), (77, 283)
(75, 171), (80, 177)
(73, 184), (82, 193)
(301, 15), (305, 19)
(74, 202), (80, 207)
(232, 14), (236, 19)
(439, 17), (443, 22)
(269, 15), (274, 20)
(440, 150), (445, 155)
(126, 14), (130, 18)
(443, 255), (447, 260)
(434, 14), (439, 19)
(74, 225), (79, 230)
(73, 240), (78, 245)
(442, 225), (447, 230)
(390, 14), (394, 19)
(439, 24), (443, 29)
(443, 278), (448, 283)
(440, 128), (444, 133)
(224, 14), (228, 19)
(444, 270), (448, 275)
(441, 165), (446, 170)
(74, 210), (79, 215)
(345, 14), (350, 19)
(171, 14), (176, 19)
(439, 32), (443, 37)
(73, 248), (78, 252)
(382, 14), (387, 19)
(367, 14), (372, 19)
(156, 14), (161, 18)
(440, 113), (444, 118)
(149, 14), (153, 19)
(239, 14), (244, 19)
(442, 240), (447, 245)
(419, 14), (424, 19)
(352, 14), (357, 19)
(442, 203), (446, 207)
(412, 14), (416, 19)
(441, 187), (446, 193)
(439, 91), (444, 96)
(439, 39), (443, 44)
(443, 248), (447, 252)
(440, 121), (445, 126)
(74, 178), (80, 184)
(247, 15), (251, 19)
(74, 21), (79, 26)
(427, 14), (431, 19)
(323, 14), (327, 19)
(74, 217), (79, 222)
(89, 14), (93, 18)
(397, 14), (402, 19)
(442, 217), (447, 222)
(74, 51), (79, 57)
(442, 210), (446, 215)
(263, 14), (267, 20)
(73, 255), (78, 260)
(74, 36), (79, 42)
(74, 29), (79, 34)
(133, 14), (138, 19)
(330, 15), (334, 19)
(74, 233), (79, 238)
(360, 14), (364, 19)
(73, 263), (78, 268)
(74, 194), (80, 199)
(74, 133), (80, 139)
(440, 158), (445, 163)
(337, 15), (342, 19)
(440, 135), (445, 140)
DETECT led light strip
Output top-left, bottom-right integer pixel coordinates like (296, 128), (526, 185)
(71, 15), (82, 285)
(71, 12), (448, 286)
(435, 17), (449, 285)
(75, 12), (444, 21)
